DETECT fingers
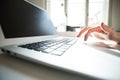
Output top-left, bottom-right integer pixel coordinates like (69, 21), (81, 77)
(100, 22), (111, 34)
(77, 22), (113, 41)
(100, 22), (116, 40)
(84, 26), (101, 41)
(77, 27), (90, 37)
(84, 23), (112, 41)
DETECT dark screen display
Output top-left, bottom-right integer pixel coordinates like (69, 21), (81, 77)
(1, 0), (57, 38)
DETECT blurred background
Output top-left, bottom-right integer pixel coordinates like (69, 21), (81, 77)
(28, 0), (120, 33)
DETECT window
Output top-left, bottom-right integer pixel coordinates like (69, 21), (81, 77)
(67, 0), (86, 26)
(47, 0), (109, 32)
(88, 0), (109, 26)
(47, 0), (66, 32)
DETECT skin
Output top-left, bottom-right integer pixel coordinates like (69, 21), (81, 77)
(77, 22), (120, 49)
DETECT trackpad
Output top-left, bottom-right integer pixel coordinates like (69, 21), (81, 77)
(84, 41), (120, 57)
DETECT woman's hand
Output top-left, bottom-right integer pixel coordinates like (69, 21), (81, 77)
(77, 22), (120, 44)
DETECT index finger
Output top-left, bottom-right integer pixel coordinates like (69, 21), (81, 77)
(77, 27), (90, 37)
(84, 26), (102, 41)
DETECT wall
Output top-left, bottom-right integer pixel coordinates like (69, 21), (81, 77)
(109, 0), (120, 31)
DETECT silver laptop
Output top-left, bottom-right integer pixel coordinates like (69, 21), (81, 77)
(1, 0), (120, 79)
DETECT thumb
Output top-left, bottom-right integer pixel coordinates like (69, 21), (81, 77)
(100, 22), (111, 34)
(101, 22), (116, 40)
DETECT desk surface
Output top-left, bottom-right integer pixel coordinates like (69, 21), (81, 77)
(0, 53), (93, 80)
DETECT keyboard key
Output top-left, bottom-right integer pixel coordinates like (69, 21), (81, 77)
(43, 48), (54, 53)
(51, 50), (64, 56)
(67, 39), (77, 45)
(56, 48), (68, 52)
(34, 46), (48, 51)
(60, 45), (71, 49)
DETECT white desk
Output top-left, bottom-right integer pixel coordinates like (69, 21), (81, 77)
(0, 53), (94, 80)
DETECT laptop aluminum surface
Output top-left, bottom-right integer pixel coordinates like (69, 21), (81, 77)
(1, 0), (120, 79)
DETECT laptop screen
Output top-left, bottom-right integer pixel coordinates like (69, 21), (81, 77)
(1, 0), (57, 38)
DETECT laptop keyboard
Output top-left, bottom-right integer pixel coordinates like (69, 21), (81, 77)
(19, 38), (77, 56)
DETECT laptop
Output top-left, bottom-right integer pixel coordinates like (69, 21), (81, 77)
(1, 0), (120, 79)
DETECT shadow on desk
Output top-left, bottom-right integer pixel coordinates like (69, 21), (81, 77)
(0, 53), (95, 80)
